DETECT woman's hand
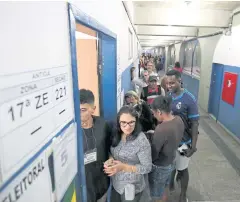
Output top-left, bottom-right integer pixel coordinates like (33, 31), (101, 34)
(103, 160), (126, 176)
(104, 158), (114, 167)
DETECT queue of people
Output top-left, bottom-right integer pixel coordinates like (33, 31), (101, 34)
(79, 63), (199, 202)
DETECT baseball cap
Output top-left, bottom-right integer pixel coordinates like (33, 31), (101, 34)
(149, 75), (158, 82)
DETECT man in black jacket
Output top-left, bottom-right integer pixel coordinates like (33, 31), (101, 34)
(80, 89), (111, 202)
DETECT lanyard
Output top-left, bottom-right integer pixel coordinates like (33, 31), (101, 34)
(82, 128), (96, 151)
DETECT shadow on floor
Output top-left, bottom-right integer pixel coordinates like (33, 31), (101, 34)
(167, 185), (205, 202)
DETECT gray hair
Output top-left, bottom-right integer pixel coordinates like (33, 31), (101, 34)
(141, 70), (149, 80)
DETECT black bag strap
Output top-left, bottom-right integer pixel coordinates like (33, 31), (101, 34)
(144, 130), (154, 145)
(158, 85), (162, 95)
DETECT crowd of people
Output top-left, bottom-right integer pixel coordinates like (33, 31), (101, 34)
(79, 58), (199, 202)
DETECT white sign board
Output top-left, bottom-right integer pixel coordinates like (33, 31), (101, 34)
(0, 66), (74, 182)
(0, 2), (78, 202)
(0, 152), (54, 202)
(52, 124), (78, 201)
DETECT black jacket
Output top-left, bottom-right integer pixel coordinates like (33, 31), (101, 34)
(84, 116), (111, 202)
(141, 85), (162, 103)
(134, 101), (155, 132)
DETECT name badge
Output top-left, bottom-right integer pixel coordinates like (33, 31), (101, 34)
(84, 149), (97, 165)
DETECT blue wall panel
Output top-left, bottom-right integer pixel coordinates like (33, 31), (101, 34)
(217, 65), (240, 139)
(121, 64), (134, 93)
(208, 63), (224, 119)
(100, 33), (117, 121)
(182, 73), (200, 99)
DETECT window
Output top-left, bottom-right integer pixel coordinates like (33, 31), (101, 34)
(180, 40), (201, 78)
(128, 28), (133, 59)
(192, 41), (201, 78)
(167, 45), (176, 68)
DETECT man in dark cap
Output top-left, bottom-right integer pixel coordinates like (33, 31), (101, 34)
(141, 75), (165, 105)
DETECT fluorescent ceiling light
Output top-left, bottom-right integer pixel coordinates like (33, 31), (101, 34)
(75, 31), (98, 40)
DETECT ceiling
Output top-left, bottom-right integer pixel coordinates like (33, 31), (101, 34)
(124, 0), (240, 48)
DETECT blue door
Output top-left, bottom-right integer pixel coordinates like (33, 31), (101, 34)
(99, 33), (117, 121)
(208, 63), (224, 120)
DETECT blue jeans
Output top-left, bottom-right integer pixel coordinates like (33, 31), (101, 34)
(148, 164), (173, 200)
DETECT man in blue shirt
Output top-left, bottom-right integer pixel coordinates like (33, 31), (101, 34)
(166, 70), (199, 202)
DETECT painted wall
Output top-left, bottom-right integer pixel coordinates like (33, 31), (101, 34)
(165, 46), (169, 71)
(216, 65), (240, 139)
(174, 28), (220, 108)
(175, 43), (181, 62)
(72, 0), (140, 108)
(213, 18), (240, 67)
(0, 2), (78, 202)
(212, 12), (240, 139)
(197, 28), (220, 111)
(181, 74), (200, 99)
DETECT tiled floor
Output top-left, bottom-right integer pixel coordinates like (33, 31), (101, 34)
(168, 114), (240, 202)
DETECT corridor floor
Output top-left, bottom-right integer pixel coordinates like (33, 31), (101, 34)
(168, 110), (240, 202)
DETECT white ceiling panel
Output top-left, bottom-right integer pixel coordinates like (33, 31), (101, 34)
(138, 36), (184, 41)
(140, 41), (172, 46)
(133, 1), (240, 11)
(128, 1), (240, 47)
(134, 7), (230, 27)
(136, 25), (197, 36)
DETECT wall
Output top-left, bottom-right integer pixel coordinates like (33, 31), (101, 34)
(175, 43), (181, 62)
(0, 2), (78, 202)
(212, 12), (240, 139)
(198, 28), (220, 111)
(165, 46), (169, 71)
(174, 28), (220, 106)
(72, 1), (140, 108)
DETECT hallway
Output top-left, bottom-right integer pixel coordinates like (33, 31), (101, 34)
(168, 109), (240, 202)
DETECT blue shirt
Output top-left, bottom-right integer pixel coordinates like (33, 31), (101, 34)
(170, 89), (199, 144)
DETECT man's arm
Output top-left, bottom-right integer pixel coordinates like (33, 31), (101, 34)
(132, 77), (144, 88)
(152, 127), (166, 162)
(188, 120), (199, 155)
(186, 95), (200, 157)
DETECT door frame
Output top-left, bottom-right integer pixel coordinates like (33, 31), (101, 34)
(208, 63), (224, 121)
(68, 3), (117, 202)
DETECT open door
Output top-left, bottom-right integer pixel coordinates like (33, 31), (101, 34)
(99, 33), (117, 121)
(75, 23), (100, 116)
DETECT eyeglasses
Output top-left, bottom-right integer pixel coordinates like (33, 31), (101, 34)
(120, 121), (136, 127)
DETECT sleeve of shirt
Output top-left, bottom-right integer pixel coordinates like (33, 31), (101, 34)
(161, 87), (165, 96)
(132, 78), (144, 88)
(187, 94), (200, 121)
(151, 127), (166, 162)
(135, 134), (152, 174)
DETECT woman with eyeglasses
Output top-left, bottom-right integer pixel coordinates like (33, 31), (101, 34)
(104, 106), (152, 202)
